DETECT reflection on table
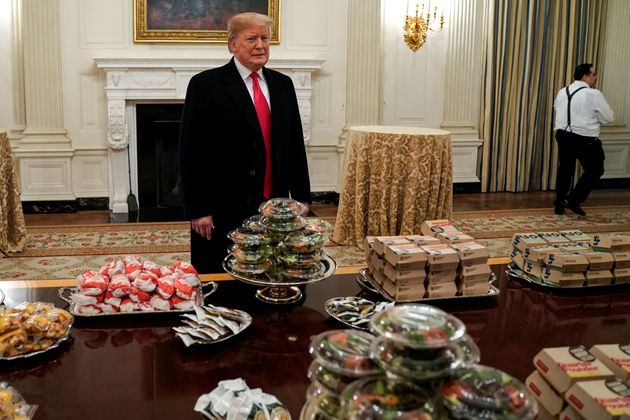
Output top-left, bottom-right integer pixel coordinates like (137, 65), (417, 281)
(333, 126), (453, 247)
(0, 130), (26, 255)
(0, 267), (628, 419)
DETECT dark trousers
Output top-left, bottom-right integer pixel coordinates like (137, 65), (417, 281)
(190, 227), (230, 275)
(555, 129), (605, 206)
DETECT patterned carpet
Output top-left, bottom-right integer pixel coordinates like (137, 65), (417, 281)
(1, 206), (629, 280)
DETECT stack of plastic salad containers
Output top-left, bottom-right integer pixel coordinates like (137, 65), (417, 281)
(226, 198), (332, 279)
(302, 330), (381, 419)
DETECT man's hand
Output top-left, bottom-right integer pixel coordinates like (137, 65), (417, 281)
(191, 215), (214, 240)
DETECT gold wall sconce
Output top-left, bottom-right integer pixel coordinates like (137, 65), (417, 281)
(403, 1), (445, 52)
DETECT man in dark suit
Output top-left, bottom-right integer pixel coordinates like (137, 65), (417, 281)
(178, 12), (311, 274)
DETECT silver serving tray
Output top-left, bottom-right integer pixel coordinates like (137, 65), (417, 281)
(222, 254), (337, 287)
(324, 296), (393, 331)
(506, 263), (629, 289)
(175, 307), (252, 345)
(58, 281), (218, 317)
(358, 268), (500, 303)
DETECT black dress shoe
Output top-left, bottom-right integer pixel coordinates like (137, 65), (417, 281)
(553, 200), (567, 215)
(566, 203), (586, 216)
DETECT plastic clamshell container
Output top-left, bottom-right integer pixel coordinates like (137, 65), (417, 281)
(227, 226), (272, 248)
(280, 230), (328, 254)
(241, 214), (267, 232)
(370, 334), (480, 381)
(301, 391), (341, 420)
(304, 218), (334, 234)
(278, 262), (325, 280)
(340, 376), (436, 419)
(276, 250), (323, 269)
(259, 198), (307, 221)
(229, 244), (273, 264)
(369, 304), (466, 349)
(440, 364), (538, 420)
(308, 360), (365, 396)
(309, 329), (381, 377)
(260, 215), (307, 233)
(226, 258), (271, 275)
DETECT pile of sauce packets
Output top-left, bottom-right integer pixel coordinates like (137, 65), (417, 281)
(173, 304), (252, 346)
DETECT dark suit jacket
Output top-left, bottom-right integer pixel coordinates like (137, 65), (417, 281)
(178, 58), (311, 271)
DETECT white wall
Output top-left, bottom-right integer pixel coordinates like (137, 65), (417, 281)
(0, 1), (14, 132)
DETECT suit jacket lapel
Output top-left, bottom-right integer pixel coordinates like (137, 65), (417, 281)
(224, 59), (263, 139)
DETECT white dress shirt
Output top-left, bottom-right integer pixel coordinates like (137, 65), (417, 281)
(554, 80), (614, 137)
(233, 57), (271, 111)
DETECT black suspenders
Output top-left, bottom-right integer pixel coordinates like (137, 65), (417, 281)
(565, 86), (587, 132)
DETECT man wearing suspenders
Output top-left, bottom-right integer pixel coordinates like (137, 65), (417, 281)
(553, 63), (614, 216)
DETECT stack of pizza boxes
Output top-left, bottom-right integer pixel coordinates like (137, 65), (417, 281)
(526, 344), (630, 419)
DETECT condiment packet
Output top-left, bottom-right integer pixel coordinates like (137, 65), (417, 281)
(0, 382), (38, 419)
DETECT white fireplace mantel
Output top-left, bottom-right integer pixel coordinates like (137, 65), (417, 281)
(94, 57), (324, 213)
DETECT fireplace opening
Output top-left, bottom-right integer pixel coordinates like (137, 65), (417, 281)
(136, 103), (185, 221)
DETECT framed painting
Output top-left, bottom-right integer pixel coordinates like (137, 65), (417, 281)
(134, 0), (281, 43)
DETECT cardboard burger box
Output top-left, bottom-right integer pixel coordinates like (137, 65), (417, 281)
(614, 268), (630, 284)
(559, 242), (593, 253)
(523, 245), (560, 264)
(539, 231), (571, 245)
(459, 280), (491, 296)
(542, 268), (586, 287)
(372, 267), (387, 287)
(590, 344), (630, 383)
(459, 263), (492, 284)
(534, 346), (615, 393)
(523, 260), (544, 279)
(614, 252), (630, 269)
(405, 235), (441, 246)
(560, 230), (593, 243)
(435, 232), (475, 245)
(373, 236), (411, 256)
(593, 235), (630, 252)
(535, 404), (556, 420)
(426, 270), (458, 285)
(420, 219), (460, 237)
(382, 277), (425, 301)
(383, 261), (426, 285)
(580, 251), (615, 270)
(421, 244), (460, 272)
(450, 241), (489, 266)
(559, 404), (583, 420)
(512, 250), (525, 269)
(363, 236), (376, 260)
(368, 251), (386, 274)
(512, 233), (547, 252)
(585, 269), (614, 286)
(526, 370), (566, 416)
(544, 253), (590, 273)
(425, 281), (458, 298)
(565, 379), (630, 420)
(383, 243), (427, 270)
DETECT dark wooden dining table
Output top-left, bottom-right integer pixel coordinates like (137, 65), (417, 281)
(0, 266), (628, 419)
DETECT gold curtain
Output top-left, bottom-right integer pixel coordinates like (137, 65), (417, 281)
(480, 0), (608, 192)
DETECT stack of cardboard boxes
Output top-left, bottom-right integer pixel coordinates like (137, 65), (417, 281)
(526, 344), (630, 419)
(364, 219), (491, 300)
(510, 231), (630, 287)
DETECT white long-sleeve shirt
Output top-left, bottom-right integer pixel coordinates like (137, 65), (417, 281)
(553, 80), (614, 137)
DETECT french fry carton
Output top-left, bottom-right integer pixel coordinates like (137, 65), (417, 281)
(450, 242), (489, 266)
(426, 270), (458, 284)
(526, 370), (566, 416)
(420, 219), (459, 237)
(421, 244), (460, 272)
(565, 379), (630, 420)
(404, 235), (441, 246)
(585, 269), (613, 286)
(558, 242), (593, 253)
(373, 237), (410, 256)
(435, 232), (475, 244)
(614, 252), (630, 269)
(614, 268), (630, 284)
(459, 280), (491, 296)
(383, 261), (426, 285)
(382, 277), (425, 301)
(559, 405), (582, 420)
(534, 346), (615, 393)
(579, 251), (615, 270)
(593, 235), (630, 252)
(384, 243), (427, 270)
(512, 233), (547, 252)
(523, 245), (560, 264)
(458, 263), (492, 284)
(544, 253), (590, 273)
(539, 231), (571, 245)
(590, 344), (630, 383)
(542, 268), (585, 287)
(425, 281), (458, 298)
(523, 260), (544, 279)
(560, 230), (593, 243)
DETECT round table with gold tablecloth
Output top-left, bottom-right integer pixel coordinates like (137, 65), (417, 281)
(0, 130), (26, 255)
(333, 126), (452, 247)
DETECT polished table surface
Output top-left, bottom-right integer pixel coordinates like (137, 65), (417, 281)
(333, 126), (453, 248)
(0, 266), (629, 419)
(0, 130), (27, 255)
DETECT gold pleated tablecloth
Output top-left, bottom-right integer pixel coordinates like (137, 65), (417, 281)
(333, 126), (453, 248)
(0, 130), (26, 255)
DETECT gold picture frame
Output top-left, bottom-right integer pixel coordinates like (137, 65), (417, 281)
(134, 0), (281, 43)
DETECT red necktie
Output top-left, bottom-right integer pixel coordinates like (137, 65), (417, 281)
(251, 72), (272, 199)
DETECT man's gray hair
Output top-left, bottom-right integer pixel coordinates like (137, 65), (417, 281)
(227, 12), (273, 43)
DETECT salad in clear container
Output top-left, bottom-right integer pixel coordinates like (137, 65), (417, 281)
(278, 263), (325, 280)
(308, 360), (365, 396)
(259, 198), (307, 221)
(370, 304), (466, 349)
(340, 376), (436, 420)
(276, 250), (322, 269)
(304, 218), (333, 234)
(370, 334), (480, 381)
(227, 226), (272, 249)
(301, 392), (341, 420)
(440, 364), (537, 420)
(309, 330), (381, 377)
(228, 244), (273, 264)
(260, 215), (307, 233)
(226, 258), (272, 275)
(280, 231), (328, 254)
